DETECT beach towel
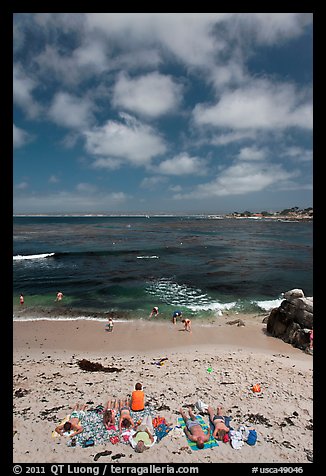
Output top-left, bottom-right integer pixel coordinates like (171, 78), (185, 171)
(178, 415), (218, 450)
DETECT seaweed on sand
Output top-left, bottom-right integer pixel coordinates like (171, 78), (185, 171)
(78, 359), (123, 373)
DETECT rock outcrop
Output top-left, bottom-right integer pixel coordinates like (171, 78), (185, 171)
(265, 289), (313, 351)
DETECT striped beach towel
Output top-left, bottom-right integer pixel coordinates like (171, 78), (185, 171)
(178, 415), (218, 450)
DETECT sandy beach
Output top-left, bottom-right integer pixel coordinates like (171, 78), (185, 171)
(13, 314), (313, 465)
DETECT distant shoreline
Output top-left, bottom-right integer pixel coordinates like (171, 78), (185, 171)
(13, 213), (313, 220)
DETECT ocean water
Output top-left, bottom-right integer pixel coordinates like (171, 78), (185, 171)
(13, 216), (313, 321)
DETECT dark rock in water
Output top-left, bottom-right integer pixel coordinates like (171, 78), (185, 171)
(266, 289), (313, 351)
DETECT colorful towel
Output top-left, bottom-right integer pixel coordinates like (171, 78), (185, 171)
(66, 406), (156, 447)
(178, 415), (218, 450)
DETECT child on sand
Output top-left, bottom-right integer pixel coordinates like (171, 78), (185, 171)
(131, 382), (145, 412)
(106, 318), (114, 332)
(181, 318), (191, 332)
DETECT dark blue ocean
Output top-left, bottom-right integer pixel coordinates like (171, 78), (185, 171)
(13, 216), (313, 321)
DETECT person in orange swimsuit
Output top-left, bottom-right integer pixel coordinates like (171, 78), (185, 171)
(207, 405), (230, 440)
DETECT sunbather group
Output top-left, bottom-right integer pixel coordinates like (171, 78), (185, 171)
(55, 382), (228, 452)
(179, 405), (230, 449)
(55, 382), (158, 453)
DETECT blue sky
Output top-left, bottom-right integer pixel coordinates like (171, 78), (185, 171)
(13, 13), (313, 215)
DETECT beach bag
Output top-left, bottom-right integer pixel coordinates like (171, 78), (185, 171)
(195, 400), (208, 412)
(246, 429), (257, 446)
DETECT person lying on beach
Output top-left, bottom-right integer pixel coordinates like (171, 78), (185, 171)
(131, 382), (145, 412)
(103, 399), (118, 430)
(179, 407), (210, 449)
(129, 414), (155, 453)
(118, 399), (135, 432)
(181, 318), (192, 332)
(55, 403), (87, 438)
(207, 405), (230, 440)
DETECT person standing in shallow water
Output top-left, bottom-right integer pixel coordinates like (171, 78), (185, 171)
(55, 291), (63, 301)
(20, 293), (24, 305)
(149, 306), (159, 318)
(172, 310), (182, 324)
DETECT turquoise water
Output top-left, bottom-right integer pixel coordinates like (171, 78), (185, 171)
(13, 216), (313, 320)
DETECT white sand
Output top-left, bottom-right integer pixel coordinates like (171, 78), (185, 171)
(13, 316), (313, 464)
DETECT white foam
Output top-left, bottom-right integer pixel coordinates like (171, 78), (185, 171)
(252, 298), (283, 311)
(136, 256), (159, 259)
(13, 253), (55, 261)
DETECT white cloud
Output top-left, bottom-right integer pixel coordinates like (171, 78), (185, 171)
(13, 189), (129, 214)
(237, 13), (312, 45)
(156, 153), (207, 176)
(237, 146), (267, 161)
(193, 79), (312, 131)
(140, 176), (167, 189)
(15, 181), (29, 190)
(76, 182), (97, 193)
(175, 161), (298, 199)
(13, 123), (32, 148)
(13, 65), (41, 118)
(92, 157), (124, 171)
(281, 146), (313, 163)
(112, 72), (182, 118)
(48, 92), (95, 129)
(49, 175), (59, 184)
(210, 130), (257, 146)
(84, 114), (166, 167)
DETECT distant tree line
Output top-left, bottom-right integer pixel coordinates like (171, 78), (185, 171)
(231, 207), (313, 217)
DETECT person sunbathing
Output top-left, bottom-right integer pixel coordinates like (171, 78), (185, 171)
(179, 407), (210, 449)
(103, 399), (118, 430)
(130, 414), (155, 453)
(207, 405), (230, 440)
(118, 398), (135, 432)
(55, 403), (87, 438)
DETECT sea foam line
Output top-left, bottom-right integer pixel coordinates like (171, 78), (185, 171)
(13, 252), (55, 261)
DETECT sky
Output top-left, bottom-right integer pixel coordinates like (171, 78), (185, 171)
(13, 13), (313, 215)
